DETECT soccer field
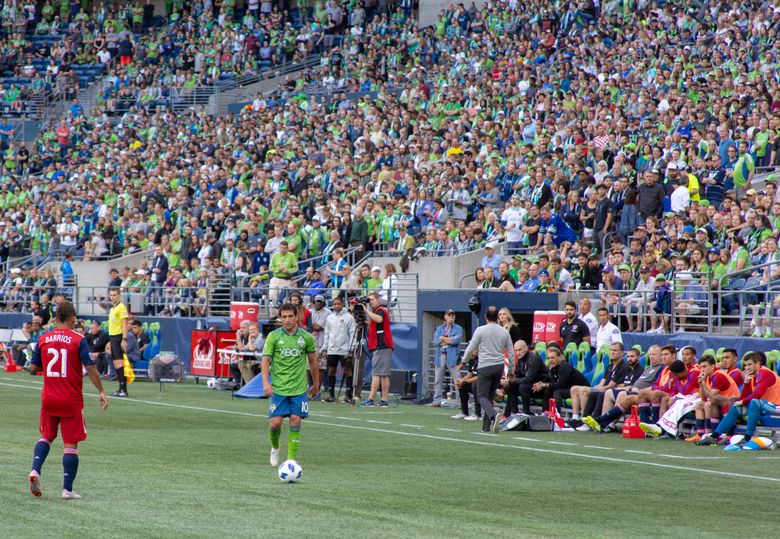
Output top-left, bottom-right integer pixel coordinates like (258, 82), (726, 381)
(1, 372), (776, 539)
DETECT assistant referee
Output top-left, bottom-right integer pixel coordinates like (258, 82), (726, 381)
(461, 306), (514, 433)
(108, 288), (129, 398)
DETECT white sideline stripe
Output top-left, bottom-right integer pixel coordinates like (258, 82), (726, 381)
(657, 454), (727, 460)
(547, 441), (577, 446)
(584, 445), (613, 450)
(625, 450), (654, 455)
(438, 428), (462, 432)
(335, 416), (362, 422)
(2, 380), (779, 483)
(365, 420), (392, 425)
(512, 437), (542, 442)
(400, 424), (424, 428)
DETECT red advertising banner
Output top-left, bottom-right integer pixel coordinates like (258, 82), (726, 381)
(215, 330), (238, 378)
(229, 302), (259, 330)
(544, 311), (566, 346)
(190, 329), (216, 377)
(532, 311), (547, 344)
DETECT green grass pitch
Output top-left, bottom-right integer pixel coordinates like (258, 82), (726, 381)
(1, 371), (777, 539)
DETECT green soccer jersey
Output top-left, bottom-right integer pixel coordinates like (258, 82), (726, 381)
(263, 327), (315, 396)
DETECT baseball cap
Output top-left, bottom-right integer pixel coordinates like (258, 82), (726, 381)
(371, 266), (381, 272)
(696, 227), (708, 234)
(676, 272), (692, 280)
(639, 266), (651, 273)
(313, 295), (325, 303)
(617, 264), (632, 273)
(655, 275), (667, 282)
(682, 225), (695, 235)
(538, 269), (549, 276)
(485, 243), (496, 249)
(707, 247), (720, 255)
(444, 309), (456, 315)
(602, 265), (613, 273)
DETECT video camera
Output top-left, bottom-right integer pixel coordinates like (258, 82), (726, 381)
(349, 296), (370, 326)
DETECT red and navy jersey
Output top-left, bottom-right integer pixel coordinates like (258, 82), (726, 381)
(669, 369), (700, 397)
(724, 367), (744, 388)
(31, 328), (94, 416)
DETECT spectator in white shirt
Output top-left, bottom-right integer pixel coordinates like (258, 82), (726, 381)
(501, 194), (527, 255)
(670, 172), (690, 214)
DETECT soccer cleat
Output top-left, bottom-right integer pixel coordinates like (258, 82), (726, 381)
(28, 471), (41, 498)
(491, 414), (502, 434)
(358, 399), (375, 407)
(575, 424), (591, 432)
(270, 448), (281, 467)
(685, 434), (702, 443)
(464, 414), (479, 421)
(324, 396), (336, 403)
(111, 390), (128, 398)
(582, 416), (601, 432)
(695, 434), (721, 446)
(451, 413), (466, 419)
(602, 425), (615, 434)
(639, 422), (662, 438)
(61, 490), (81, 500)
(764, 330), (774, 339)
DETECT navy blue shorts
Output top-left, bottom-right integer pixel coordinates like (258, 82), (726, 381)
(268, 392), (309, 418)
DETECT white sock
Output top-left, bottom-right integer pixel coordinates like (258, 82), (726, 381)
(572, 414), (580, 420)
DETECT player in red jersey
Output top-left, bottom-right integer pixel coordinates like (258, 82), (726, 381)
(27, 301), (108, 500)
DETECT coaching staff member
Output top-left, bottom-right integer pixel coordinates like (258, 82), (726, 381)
(359, 292), (394, 407)
(503, 340), (548, 416)
(461, 306), (514, 433)
(107, 288), (129, 398)
(533, 344), (590, 413)
(560, 300), (591, 349)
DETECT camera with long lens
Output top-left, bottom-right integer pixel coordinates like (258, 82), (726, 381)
(349, 296), (370, 326)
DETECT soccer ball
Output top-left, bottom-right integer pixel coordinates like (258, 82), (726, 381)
(206, 378), (216, 389)
(494, 388), (506, 403)
(278, 460), (303, 483)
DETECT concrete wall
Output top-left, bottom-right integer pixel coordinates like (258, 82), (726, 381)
(418, 0), (489, 28)
(368, 241), (507, 290)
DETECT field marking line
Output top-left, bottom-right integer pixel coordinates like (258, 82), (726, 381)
(399, 424), (424, 428)
(438, 428), (462, 432)
(547, 441), (577, 446)
(584, 445), (613, 450)
(365, 420), (392, 425)
(335, 416), (362, 422)
(656, 454), (727, 460)
(2, 380), (779, 483)
(624, 450), (654, 455)
(512, 437), (542, 442)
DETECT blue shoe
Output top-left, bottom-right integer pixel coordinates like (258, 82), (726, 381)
(377, 401), (389, 407)
(358, 399), (375, 407)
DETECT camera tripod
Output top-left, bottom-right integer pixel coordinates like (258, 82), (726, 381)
(336, 321), (367, 402)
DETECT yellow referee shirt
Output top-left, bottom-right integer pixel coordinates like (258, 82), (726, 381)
(109, 302), (128, 336)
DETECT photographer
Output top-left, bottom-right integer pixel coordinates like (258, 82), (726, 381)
(358, 292), (394, 407)
(321, 296), (357, 403)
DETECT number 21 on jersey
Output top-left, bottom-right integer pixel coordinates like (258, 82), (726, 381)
(46, 348), (69, 378)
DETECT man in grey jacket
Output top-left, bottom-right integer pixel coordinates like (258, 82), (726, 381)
(321, 296), (357, 403)
(461, 306), (514, 433)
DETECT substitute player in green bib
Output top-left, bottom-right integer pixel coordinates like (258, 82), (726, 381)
(261, 303), (319, 467)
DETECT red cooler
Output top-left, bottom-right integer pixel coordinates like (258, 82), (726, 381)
(532, 311), (548, 344)
(545, 311), (565, 346)
(229, 302), (259, 330)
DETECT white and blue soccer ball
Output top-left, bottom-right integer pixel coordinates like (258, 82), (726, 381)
(278, 460), (303, 483)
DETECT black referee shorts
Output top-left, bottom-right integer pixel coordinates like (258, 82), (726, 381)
(109, 335), (123, 361)
(326, 354), (352, 369)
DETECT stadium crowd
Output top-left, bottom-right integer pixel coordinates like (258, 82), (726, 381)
(0, 0), (778, 335)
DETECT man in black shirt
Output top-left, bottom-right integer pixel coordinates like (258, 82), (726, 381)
(570, 342), (628, 419)
(502, 340), (548, 416)
(86, 320), (111, 378)
(532, 345), (589, 413)
(452, 356), (481, 420)
(637, 169), (665, 221)
(559, 301), (591, 349)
